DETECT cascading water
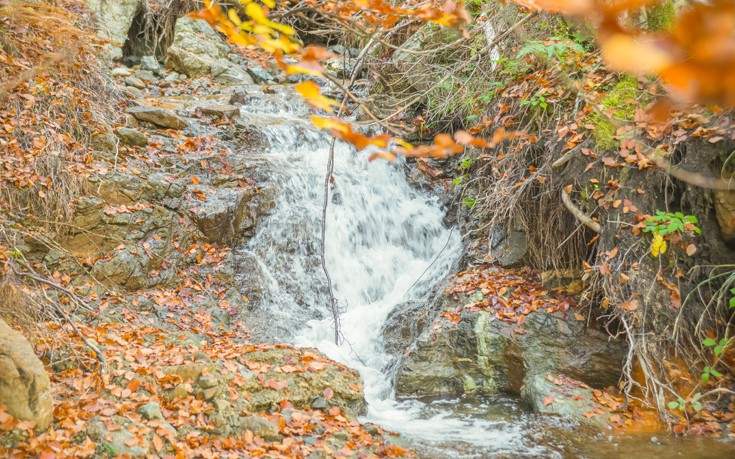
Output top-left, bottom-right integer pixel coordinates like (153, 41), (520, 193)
(234, 86), (559, 458)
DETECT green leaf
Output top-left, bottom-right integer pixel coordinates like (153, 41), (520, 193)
(714, 345), (723, 356)
(701, 372), (709, 383)
(729, 297), (735, 308)
(692, 401), (703, 412)
(710, 368), (723, 378)
(720, 338), (728, 346)
(703, 338), (717, 347)
(668, 401), (679, 410)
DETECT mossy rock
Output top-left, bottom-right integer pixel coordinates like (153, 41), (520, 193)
(585, 77), (642, 151)
(647, 1), (676, 32)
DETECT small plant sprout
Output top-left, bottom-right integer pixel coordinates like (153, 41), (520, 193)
(642, 211), (701, 257)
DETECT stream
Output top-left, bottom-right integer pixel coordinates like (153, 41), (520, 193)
(233, 86), (735, 458)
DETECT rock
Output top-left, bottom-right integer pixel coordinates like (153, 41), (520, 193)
(126, 105), (188, 130)
(188, 185), (252, 244)
(324, 56), (357, 79)
(165, 17), (229, 77)
(0, 319), (53, 431)
(90, 133), (118, 152)
(490, 225), (528, 267)
(211, 58), (254, 85)
(124, 76), (146, 89)
(395, 287), (626, 399)
(123, 86), (145, 99)
(229, 91), (248, 105)
(522, 374), (615, 431)
(115, 127), (148, 147)
(239, 416), (280, 441)
(87, 416), (149, 457)
(714, 190), (735, 243)
(137, 402), (163, 421)
(198, 104), (239, 118)
(135, 70), (158, 84)
(164, 72), (181, 83)
(111, 67), (133, 77)
(139, 55), (162, 76)
(247, 66), (275, 84)
(86, 0), (144, 61)
(121, 55), (141, 68)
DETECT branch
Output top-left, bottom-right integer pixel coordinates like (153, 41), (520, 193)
(561, 187), (601, 233)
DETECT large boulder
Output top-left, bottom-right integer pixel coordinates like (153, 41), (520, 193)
(165, 18), (253, 85)
(0, 319), (53, 430)
(86, 0), (144, 61)
(393, 282), (627, 405)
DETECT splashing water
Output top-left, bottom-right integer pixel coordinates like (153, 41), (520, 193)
(233, 86), (561, 457)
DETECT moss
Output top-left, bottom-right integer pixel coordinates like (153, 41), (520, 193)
(585, 77), (641, 151)
(647, 1), (676, 32)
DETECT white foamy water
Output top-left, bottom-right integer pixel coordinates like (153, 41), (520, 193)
(235, 86), (557, 458)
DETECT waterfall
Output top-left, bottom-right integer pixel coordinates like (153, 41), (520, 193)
(235, 86), (557, 458)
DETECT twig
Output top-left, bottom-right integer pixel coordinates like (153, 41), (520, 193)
(561, 187), (601, 233)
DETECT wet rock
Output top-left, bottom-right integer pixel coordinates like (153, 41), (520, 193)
(522, 374), (614, 431)
(714, 189), (735, 244)
(86, 0), (144, 61)
(111, 67), (133, 77)
(0, 319), (53, 431)
(198, 104), (239, 118)
(124, 75), (146, 89)
(184, 185), (270, 244)
(121, 55), (141, 68)
(382, 299), (436, 356)
(395, 294), (626, 399)
(139, 55), (162, 76)
(166, 17), (238, 80)
(126, 105), (188, 130)
(229, 91), (248, 105)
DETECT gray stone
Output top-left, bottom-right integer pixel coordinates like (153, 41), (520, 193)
(123, 86), (145, 99)
(0, 319), (53, 430)
(211, 58), (254, 85)
(90, 133), (118, 152)
(395, 288), (626, 399)
(137, 402), (163, 421)
(126, 105), (188, 130)
(490, 225), (528, 267)
(86, 0), (144, 61)
(164, 72), (181, 83)
(115, 127), (148, 147)
(136, 70), (158, 84)
(139, 55), (162, 76)
(247, 66), (275, 84)
(324, 56), (357, 79)
(124, 76), (146, 89)
(87, 416), (149, 457)
(239, 416), (280, 441)
(165, 17), (229, 77)
(198, 104), (239, 118)
(111, 67), (133, 77)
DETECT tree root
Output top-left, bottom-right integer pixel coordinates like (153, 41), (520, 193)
(561, 187), (601, 233)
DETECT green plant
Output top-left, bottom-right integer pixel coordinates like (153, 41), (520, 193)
(730, 286), (735, 309)
(643, 211), (701, 237)
(668, 392), (703, 412)
(703, 336), (728, 357)
(701, 365), (723, 383)
(462, 196), (476, 209)
(521, 92), (548, 110)
(516, 36), (584, 65)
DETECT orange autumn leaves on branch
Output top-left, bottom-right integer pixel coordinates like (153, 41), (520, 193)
(191, 0), (503, 159)
(515, 0), (735, 107)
